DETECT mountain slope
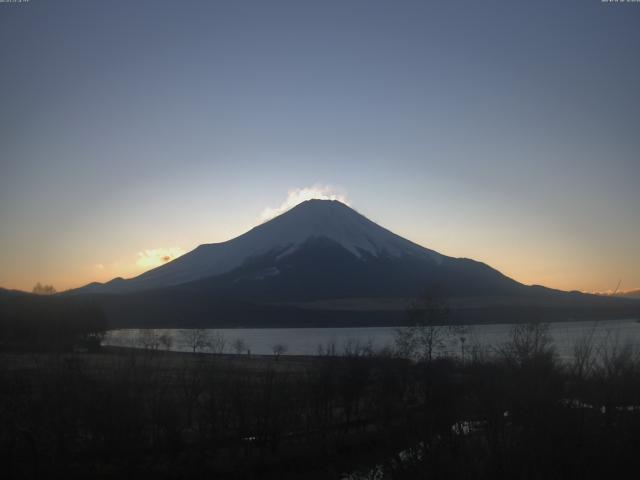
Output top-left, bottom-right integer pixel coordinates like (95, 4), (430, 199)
(74, 200), (448, 295)
(173, 236), (526, 301)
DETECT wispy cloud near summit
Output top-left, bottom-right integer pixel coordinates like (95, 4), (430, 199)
(260, 184), (349, 222)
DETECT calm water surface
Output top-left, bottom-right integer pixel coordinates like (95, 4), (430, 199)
(103, 318), (640, 360)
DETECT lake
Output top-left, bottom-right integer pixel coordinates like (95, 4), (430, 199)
(103, 318), (640, 360)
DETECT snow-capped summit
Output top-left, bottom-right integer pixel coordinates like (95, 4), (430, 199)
(248, 199), (442, 260)
(77, 200), (444, 294)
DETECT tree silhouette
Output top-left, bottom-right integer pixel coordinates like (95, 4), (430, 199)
(32, 282), (56, 295)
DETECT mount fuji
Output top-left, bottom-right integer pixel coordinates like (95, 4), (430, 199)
(69, 200), (638, 327)
(73, 200), (521, 297)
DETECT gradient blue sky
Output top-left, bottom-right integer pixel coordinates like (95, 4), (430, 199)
(1, 0), (639, 292)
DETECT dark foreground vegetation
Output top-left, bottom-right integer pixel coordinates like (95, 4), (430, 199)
(2, 322), (640, 479)
(0, 291), (106, 352)
(2, 291), (640, 478)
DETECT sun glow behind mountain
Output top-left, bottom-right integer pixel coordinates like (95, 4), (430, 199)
(136, 247), (186, 269)
(260, 185), (349, 222)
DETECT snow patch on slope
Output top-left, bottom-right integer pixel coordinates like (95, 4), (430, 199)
(78, 200), (443, 294)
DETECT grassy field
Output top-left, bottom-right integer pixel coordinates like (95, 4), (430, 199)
(3, 328), (640, 479)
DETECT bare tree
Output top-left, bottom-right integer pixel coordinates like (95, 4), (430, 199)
(498, 322), (555, 366)
(450, 324), (471, 362)
(597, 331), (635, 381)
(137, 329), (161, 351)
(272, 343), (288, 359)
(571, 325), (598, 380)
(394, 324), (419, 359)
(159, 332), (173, 351)
(32, 282), (56, 295)
(207, 331), (226, 354)
(317, 340), (337, 357)
(394, 291), (450, 362)
(232, 338), (247, 355)
(181, 328), (210, 353)
(343, 338), (374, 357)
